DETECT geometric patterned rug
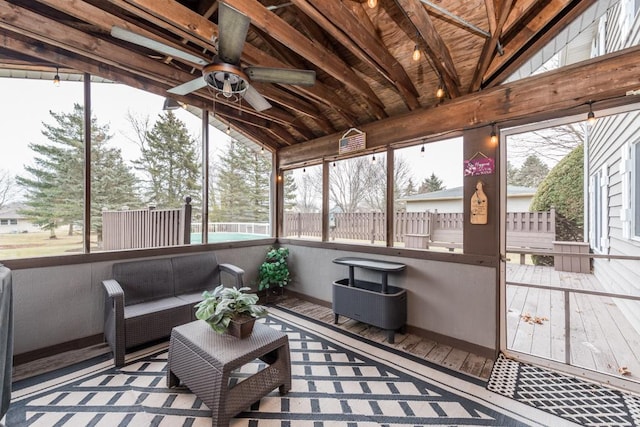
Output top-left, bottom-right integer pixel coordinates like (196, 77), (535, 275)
(488, 353), (640, 427)
(7, 308), (573, 426)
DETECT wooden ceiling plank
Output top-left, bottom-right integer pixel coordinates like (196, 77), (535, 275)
(469, 0), (514, 92)
(279, 43), (640, 167)
(295, 0), (421, 110)
(113, 0), (219, 47)
(484, 0), (498, 35)
(220, 0), (387, 114)
(396, 0), (461, 98)
(484, 0), (595, 87)
(0, 2), (196, 88)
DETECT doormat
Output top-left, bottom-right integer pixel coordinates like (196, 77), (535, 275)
(487, 353), (640, 426)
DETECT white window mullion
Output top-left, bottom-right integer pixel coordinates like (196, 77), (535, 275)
(620, 144), (632, 239)
(600, 165), (610, 251)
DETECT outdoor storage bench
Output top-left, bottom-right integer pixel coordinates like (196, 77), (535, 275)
(102, 252), (244, 367)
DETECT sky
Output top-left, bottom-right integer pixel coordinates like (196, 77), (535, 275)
(1, 77), (463, 199)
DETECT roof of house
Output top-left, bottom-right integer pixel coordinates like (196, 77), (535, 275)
(399, 185), (536, 202)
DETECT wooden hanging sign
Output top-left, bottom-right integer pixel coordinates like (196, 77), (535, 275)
(338, 128), (366, 154)
(470, 181), (488, 225)
(464, 151), (494, 176)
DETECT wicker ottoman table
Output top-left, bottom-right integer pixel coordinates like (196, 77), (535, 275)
(167, 320), (291, 427)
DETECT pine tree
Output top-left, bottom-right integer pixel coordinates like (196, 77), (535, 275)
(133, 111), (201, 209)
(512, 155), (549, 187)
(16, 103), (139, 237)
(418, 173), (445, 193)
(214, 141), (271, 222)
(403, 178), (417, 196)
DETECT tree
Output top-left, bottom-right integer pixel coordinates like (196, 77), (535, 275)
(0, 169), (18, 209)
(132, 111), (201, 209)
(507, 123), (583, 165)
(16, 103), (138, 237)
(214, 141), (271, 222)
(403, 178), (417, 197)
(510, 155), (549, 187)
(418, 173), (445, 193)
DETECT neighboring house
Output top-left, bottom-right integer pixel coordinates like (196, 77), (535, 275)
(585, 0), (640, 333)
(399, 185), (536, 213)
(0, 203), (39, 234)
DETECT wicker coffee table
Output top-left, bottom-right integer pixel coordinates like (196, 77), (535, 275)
(167, 320), (291, 427)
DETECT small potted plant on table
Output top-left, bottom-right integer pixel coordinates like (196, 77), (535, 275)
(258, 247), (291, 302)
(194, 285), (267, 338)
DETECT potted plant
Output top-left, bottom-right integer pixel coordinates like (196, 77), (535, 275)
(258, 247), (291, 297)
(194, 285), (267, 338)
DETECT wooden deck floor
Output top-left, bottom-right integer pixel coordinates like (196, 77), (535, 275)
(506, 263), (640, 385)
(276, 295), (495, 380)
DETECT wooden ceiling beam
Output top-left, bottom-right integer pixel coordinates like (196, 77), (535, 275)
(469, 0), (514, 92)
(396, 0), (461, 98)
(279, 44), (640, 167)
(294, 0), (421, 110)
(221, 0), (387, 117)
(110, 0), (362, 126)
(0, 2), (195, 88)
(483, 0), (594, 87)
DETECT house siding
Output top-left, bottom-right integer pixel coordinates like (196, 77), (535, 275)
(588, 2), (640, 334)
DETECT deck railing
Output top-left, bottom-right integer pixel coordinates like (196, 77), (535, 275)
(284, 210), (556, 251)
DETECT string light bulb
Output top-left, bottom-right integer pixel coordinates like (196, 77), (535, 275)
(372, 154), (376, 164)
(53, 67), (60, 87)
(367, 0), (377, 8)
(420, 144), (425, 157)
(412, 45), (421, 62)
(436, 85), (444, 99)
(490, 124), (498, 144)
(226, 123), (231, 135)
(587, 101), (596, 125)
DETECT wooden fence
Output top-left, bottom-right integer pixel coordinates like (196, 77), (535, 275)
(284, 209), (557, 251)
(101, 199), (192, 251)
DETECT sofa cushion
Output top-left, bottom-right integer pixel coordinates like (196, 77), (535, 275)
(171, 253), (220, 295)
(113, 258), (174, 306)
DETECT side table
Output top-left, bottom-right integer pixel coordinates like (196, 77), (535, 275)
(167, 320), (291, 427)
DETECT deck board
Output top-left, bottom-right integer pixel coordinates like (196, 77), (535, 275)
(506, 263), (640, 386)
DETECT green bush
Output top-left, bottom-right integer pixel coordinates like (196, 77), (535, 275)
(530, 144), (584, 265)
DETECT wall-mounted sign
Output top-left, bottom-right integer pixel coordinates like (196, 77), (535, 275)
(338, 128), (366, 154)
(464, 152), (494, 176)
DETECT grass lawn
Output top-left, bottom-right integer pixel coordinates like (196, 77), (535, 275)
(0, 229), (98, 259)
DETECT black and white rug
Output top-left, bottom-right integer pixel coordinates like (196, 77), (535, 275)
(488, 353), (640, 427)
(7, 308), (570, 426)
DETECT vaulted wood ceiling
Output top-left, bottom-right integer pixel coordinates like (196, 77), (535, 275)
(0, 0), (594, 150)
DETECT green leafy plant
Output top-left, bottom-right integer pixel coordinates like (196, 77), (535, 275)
(194, 285), (267, 334)
(258, 247), (290, 291)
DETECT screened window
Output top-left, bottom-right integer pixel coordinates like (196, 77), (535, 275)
(634, 141), (640, 238)
(329, 153), (386, 246)
(283, 165), (322, 240)
(393, 138), (463, 251)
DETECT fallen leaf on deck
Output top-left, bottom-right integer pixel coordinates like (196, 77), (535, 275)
(618, 366), (631, 376)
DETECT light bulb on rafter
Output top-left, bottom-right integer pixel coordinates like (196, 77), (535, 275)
(367, 0), (377, 8)
(53, 67), (60, 87)
(412, 45), (421, 62)
(587, 100), (596, 125)
(420, 144), (425, 157)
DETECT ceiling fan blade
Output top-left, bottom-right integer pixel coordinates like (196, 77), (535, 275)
(218, 2), (250, 65)
(243, 85), (272, 112)
(167, 77), (207, 95)
(245, 67), (316, 86)
(110, 26), (208, 67)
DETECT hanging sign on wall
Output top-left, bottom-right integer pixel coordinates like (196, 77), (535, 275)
(464, 151), (494, 176)
(338, 128), (366, 154)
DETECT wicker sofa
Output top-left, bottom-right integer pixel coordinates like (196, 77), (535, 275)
(102, 252), (244, 367)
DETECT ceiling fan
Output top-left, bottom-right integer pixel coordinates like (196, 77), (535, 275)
(110, 2), (315, 112)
